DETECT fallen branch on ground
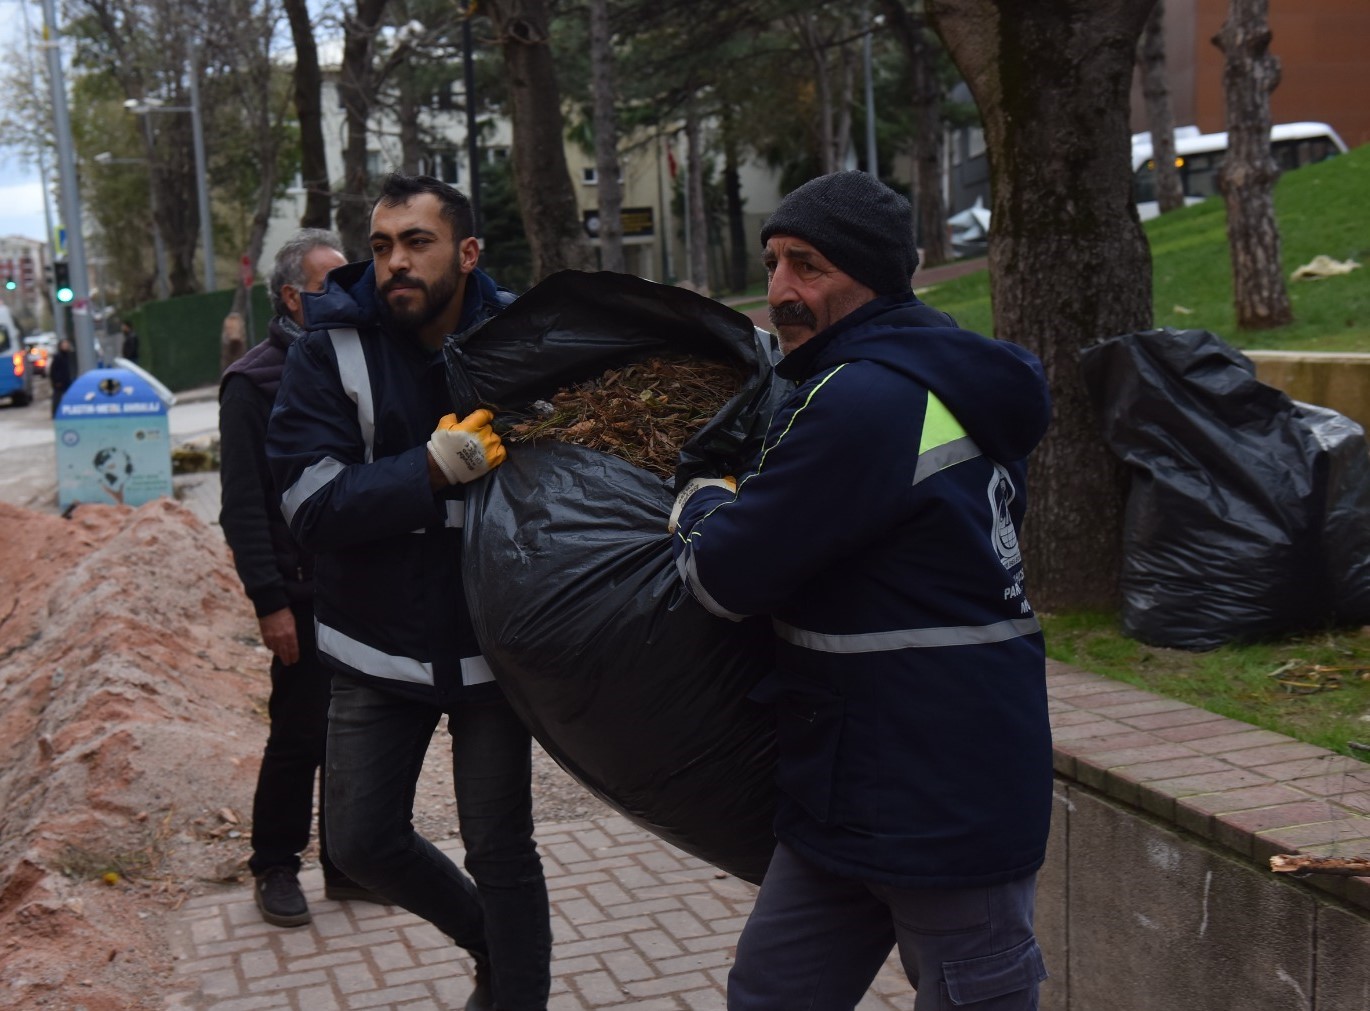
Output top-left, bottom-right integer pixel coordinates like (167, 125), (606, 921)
(1270, 853), (1370, 876)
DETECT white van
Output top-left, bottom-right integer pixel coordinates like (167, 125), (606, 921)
(1131, 121), (1348, 220)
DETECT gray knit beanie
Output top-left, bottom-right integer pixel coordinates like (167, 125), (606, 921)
(759, 171), (918, 295)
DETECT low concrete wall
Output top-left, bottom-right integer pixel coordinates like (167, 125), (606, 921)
(1247, 350), (1370, 439)
(1038, 662), (1370, 1010)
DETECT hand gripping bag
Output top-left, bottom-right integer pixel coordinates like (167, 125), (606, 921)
(444, 270), (786, 883)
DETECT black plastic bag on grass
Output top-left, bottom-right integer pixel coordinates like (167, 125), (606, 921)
(1079, 327), (1370, 650)
(443, 270), (786, 883)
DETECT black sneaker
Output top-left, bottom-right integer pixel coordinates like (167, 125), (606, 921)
(254, 867), (311, 927)
(323, 878), (386, 904)
(464, 952), (493, 1011)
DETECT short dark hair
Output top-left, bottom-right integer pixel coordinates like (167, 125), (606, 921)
(373, 174), (475, 242)
(269, 228), (344, 317)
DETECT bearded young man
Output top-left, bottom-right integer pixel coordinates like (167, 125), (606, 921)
(266, 174), (550, 1011)
(670, 171), (1054, 1011)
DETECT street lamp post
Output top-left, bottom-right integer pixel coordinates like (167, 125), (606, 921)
(124, 58), (215, 293)
(39, 0), (98, 374)
(94, 150), (170, 300)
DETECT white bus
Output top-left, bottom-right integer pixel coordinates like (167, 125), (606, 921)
(1131, 121), (1348, 219)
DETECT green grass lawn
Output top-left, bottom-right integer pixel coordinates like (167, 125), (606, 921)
(919, 142), (1370, 350)
(913, 145), (1370, 753)
(1042, 613), (1370, 760)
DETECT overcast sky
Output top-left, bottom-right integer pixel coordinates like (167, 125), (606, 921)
(2, 1), (57, 244)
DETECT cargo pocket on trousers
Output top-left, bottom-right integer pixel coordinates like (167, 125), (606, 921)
(941, 935), (1047, 1007)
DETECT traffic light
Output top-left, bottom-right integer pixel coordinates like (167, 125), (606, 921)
(54, 261), (73, 304)
(3, 276), (14, 291)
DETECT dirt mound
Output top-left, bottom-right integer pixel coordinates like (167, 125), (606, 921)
(0, 499), (264, 1008)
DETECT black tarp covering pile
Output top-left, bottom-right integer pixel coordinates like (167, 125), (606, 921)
(444, 270), (787, 883)
(1080, 327), (1370, 650)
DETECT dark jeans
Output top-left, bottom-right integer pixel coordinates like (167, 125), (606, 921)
(729, 842), (1046, 1011)
(248, 607), (341, 881)
(325, 673), (551, 1011)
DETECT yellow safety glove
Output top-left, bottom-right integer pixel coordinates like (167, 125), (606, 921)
(427, 409), (506, 485)
(668, 476), (736, 534)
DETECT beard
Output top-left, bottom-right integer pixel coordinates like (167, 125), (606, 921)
(768, 300), (817, 330)
(378, 270), (460, 335)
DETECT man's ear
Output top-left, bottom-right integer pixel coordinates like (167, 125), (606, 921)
(281, 283), (303, 318)
(458, 236), (481, 274)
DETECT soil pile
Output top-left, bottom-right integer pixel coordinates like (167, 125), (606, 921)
(0, 494), (609, 1009)
(0, 499), (265, 1008)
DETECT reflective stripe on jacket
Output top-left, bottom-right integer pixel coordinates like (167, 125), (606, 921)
(671, 293), (1053, 889)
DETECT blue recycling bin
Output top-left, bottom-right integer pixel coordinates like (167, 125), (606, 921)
(55, 367), (173, 509)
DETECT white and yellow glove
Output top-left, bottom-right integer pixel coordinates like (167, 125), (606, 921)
(668, 476), (736, 534)
(427, 410), (506, 485)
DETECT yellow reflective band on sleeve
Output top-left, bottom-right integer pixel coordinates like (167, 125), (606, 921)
(919, 392), (967, 454)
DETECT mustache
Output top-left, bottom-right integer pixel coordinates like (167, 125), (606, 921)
(768, 301), (817, 329)
(382, 273), (428, 296)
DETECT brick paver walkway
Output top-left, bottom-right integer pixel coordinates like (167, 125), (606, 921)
(165, 815), (917, 1010)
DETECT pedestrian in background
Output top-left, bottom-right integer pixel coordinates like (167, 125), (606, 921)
(119, 321), (139, 363)
(267, 175), (551, 1011)
(670, 171), (1054, 1010)
(48, 337), (76, 418)
(219, 228), (380, 928)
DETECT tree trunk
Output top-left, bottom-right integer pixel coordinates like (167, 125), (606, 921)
(1213, 0), (1292, 330)
(799, 14), (836, 174)
(1138, 0), (1185, 214)
(877, 0), (949, 267)
(284, 0), (331, 229)
(397, 72), (423, 174)
(926, 0), (1155, 612)
(721, 113), (749, 294)
(483, 0), (596, 280)
(335, 0), (391, 260)
(589, 0), (625, 273)
(685, 101), (710, 295)
(834, 28), (855, 171)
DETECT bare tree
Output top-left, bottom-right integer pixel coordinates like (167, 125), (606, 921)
(588, 0), (625, 272)
(334, 0), (393, 258)
(284, 0), (331, 228)
(790, 11), (857, 174)
(1138, 0), (1185, 214)
(878, 0), (950, 266)
(926, 0), (1156, 611)
(684, 100), (709, 293)
(481, 0), (596, 279)
(218, 0), (295, 319)
(1213, 0), (1292, 329)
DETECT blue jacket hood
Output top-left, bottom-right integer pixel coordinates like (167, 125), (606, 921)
(301, 259), (506, 335)
(783, 294), (1051, 463)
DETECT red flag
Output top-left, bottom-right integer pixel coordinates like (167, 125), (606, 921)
(667, 147), (678, 180)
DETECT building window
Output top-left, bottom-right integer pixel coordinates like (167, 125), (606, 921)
(582, 166), (598, 185)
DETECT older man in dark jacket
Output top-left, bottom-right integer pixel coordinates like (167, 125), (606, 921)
(671, 172), (1054, 1011)
(220, 228), (381, 928)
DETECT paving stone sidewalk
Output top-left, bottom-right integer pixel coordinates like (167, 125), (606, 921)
(165, 814), (917, 1010)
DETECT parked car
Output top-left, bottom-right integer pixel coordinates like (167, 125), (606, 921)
(0, 310), (34, 407)
(24, 333), (56, 376)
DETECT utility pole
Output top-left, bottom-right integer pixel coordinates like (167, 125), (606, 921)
(39, 0), (96, 373)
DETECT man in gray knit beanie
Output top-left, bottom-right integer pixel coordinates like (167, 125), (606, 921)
(757, 170), (928, 355)
(671, 170), (1052, 1010)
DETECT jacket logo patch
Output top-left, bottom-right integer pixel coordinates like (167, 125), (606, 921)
(989, 464), (1022, 570)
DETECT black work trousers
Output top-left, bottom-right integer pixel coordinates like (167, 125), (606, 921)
(247, 605), (341, 881)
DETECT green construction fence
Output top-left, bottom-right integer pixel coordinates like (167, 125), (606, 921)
(124, 284), (274, 393)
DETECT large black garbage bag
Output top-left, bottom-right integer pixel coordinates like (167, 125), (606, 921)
(1080, 327), (1370, 650)
(445, 271), (785, 883)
